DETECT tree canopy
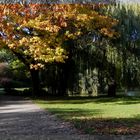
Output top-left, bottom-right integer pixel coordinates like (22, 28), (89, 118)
(0, 4), (118, 68)
(0, 3), (119, 95)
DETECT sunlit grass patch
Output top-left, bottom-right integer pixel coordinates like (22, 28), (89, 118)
(35, 96), (140, 134)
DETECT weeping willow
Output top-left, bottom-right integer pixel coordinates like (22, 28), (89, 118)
(102, 3), (140, 90)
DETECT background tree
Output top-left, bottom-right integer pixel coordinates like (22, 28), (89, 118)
(102, 3), (140, 93)
(0, 48), (31, 90)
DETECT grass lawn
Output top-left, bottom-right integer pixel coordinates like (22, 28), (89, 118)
(34, 96), (140, 135)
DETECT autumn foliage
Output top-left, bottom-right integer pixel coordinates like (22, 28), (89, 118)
(0, 4), (119, 70)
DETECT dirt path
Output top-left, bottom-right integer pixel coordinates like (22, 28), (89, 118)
(0, 95), (81, 137)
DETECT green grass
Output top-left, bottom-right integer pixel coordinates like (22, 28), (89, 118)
(34, 96), (140, 135)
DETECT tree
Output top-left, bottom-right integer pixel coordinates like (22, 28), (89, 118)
(0, 3), (119, 96)
(102, 3), (140, 96)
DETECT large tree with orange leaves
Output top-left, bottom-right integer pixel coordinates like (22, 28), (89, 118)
(0, 3), (119, 95)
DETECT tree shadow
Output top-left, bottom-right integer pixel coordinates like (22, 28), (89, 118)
(72, 117), (140, 135)
(37, 96), (140, 105)
(0, 111), (62, 135)
(0, 95), (30, 107)
(91, 96), (140, 105)
(46, 108), (103, 119)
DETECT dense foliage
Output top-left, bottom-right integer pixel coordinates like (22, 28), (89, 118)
(0, 3), (118, 95)
(102, 4), (140, 90)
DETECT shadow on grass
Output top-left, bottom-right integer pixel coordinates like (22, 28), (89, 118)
(71, 117), (140, 135)
(47, 108), (103, 119)
(37, 96), (140, 105)
(91, 96), (140, 105)
(45, 106), (140, 135)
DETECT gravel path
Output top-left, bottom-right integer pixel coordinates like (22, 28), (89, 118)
(0, 95), (80, 136)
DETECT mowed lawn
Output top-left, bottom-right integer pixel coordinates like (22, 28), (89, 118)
(35, 96), (140, 135)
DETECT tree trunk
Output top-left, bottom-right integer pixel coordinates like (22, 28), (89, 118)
(30, 69), (40, 96)
(108, 79), (116, 97)
(108, 65), (117, 97)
